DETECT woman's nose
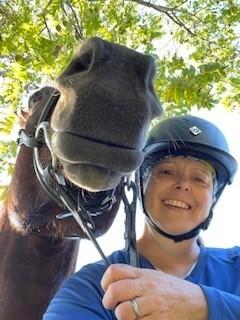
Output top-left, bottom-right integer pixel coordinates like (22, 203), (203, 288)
(174, 176), (190, 191)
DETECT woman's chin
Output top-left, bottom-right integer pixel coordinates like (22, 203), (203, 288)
(154, 222), (195, 237)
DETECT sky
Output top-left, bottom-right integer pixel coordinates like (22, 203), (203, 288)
(76, 106), (240, 270)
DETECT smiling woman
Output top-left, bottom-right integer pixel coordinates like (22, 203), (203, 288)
(137, 114), (237, 243)
(143, 156), (215, 237)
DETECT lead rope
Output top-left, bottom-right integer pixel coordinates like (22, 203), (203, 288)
(122, 178), (139, 267)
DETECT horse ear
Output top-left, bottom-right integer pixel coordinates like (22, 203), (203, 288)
(16, 89), (45, 128)
(16, 109), (29, 128)
(17, 86), (57, 128)
(16, 106), (39, 128)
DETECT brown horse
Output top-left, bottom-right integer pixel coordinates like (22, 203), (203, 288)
(0, 37), (161, 320)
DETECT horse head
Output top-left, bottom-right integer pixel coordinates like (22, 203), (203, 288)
(51, 37), (161, 191)
(11, 37), (162, 240)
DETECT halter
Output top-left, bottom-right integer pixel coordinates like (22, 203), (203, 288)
(17, 89), (139, 267)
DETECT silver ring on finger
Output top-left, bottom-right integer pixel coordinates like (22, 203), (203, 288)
(130, 298), (142, 319)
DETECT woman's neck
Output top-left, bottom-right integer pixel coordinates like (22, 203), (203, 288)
(137, 223), (200, 278)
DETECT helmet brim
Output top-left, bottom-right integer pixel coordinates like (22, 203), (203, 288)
(142, 141), (238, 190)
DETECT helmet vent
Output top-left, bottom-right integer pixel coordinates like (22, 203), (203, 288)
(189, 126), (202, 136)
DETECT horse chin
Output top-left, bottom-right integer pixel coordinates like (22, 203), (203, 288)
(62, 162), (122, 192)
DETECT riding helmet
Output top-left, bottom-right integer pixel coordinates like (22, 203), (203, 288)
(137, 114), (238, 242)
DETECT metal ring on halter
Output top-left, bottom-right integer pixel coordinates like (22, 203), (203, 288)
(130, 298), (142, 318)
(34, 121), (59, 170)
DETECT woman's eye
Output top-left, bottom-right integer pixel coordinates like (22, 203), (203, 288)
(194, 176), (207, 184)
(159, 169), (174, 176)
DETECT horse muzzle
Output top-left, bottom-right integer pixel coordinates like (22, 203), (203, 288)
(51, 131), (144, 191)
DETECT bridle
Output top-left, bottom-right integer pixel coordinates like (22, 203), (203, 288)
(17, 89), (139, 267)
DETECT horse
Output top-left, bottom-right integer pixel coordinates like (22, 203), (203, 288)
(0, 37), (162, 320)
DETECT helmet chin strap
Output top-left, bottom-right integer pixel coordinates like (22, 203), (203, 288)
(144, 209), (213, 242)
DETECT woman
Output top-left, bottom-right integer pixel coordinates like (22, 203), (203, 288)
(43, 115), (240, 320)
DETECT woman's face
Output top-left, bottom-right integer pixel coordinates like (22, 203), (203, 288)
(144, 156), (215, 235)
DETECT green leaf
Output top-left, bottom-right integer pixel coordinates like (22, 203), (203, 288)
(0, 185), (9, 203)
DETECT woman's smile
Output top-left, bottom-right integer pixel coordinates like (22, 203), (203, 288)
(162, 199), (191, 210)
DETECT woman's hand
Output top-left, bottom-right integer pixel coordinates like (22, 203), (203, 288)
(101, 263), (208, 320)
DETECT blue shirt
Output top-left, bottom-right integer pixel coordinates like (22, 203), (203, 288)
(43, 246), (240, 320)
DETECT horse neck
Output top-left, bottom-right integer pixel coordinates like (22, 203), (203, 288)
(6, 144), (43, 222)
(2, 141), (79, 255)
(5, 141), (62, 233)
(0, 221), (79, 320)
(0, 145), (80, 320)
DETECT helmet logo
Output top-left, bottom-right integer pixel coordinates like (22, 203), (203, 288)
(189, 126), (202, 136)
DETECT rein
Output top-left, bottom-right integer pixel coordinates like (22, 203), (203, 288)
(17, 89), (139, 267)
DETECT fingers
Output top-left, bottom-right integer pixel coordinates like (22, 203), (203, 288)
(114, 300), (139, 320)
(115, 297), (152, 320)
(101, 264), (141, 291)
(101, 264), (157, 319)
(101, 264), (146, 312)
(102, 277), (145, 309)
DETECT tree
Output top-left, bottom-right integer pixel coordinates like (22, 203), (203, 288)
(0, 0), (240, 199)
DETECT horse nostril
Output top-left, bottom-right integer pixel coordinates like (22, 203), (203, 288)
(73, 60), (87, 74)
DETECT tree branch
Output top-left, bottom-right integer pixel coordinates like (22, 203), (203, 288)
(130, 0), (197, 36)
(42, 0), (54, 16)
(38, 0), (57, 37)
(131, 0), (182, 13)
(62, 0), (83, 40)
(43, 16), (53, 39)
(166, 11), (196, 36)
